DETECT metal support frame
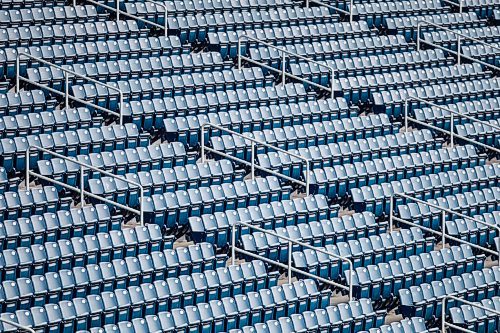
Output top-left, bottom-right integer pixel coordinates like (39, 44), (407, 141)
(403, 95), (500, 154)
(237, 34), (337, 99)
(77, 0), (168, 35)
(388, 192), (500, 265)
(0, 317), (36, 333)
(441, 295), (500, 333)
(305, 0), (354, 23)
(26, 145), (145, 227)
(16, 52), (125, 125)
(231, 219), (354, 301)
(201, 123), (311, 195)
(416, 20), (500, 73)
(441, 0), (464, 13)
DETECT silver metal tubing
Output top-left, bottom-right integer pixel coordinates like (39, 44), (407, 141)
(441, 0), (464, 13)
(441, 295), (500, 333)
(237, 34), (337, 99)
(233, 219), (354, 301)
(305, 0), (353, 23)
(16, 52), (124, 125)
(25, 145), (145, 227)
(201, 122), (311, 195)
(83, 0), (168, 35)
(389, 193), (500, 264)
(0, 317), (36, 333)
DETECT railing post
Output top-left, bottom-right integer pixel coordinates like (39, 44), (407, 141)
(450, 112), (454, 148)
(441, 297), (447, 333)
(281, 50), (286, 85)
(231, 222), (236, 266)
(457, 35), (461, 65)
(118, 90), (124, 125)
(139, 186), (144, 227)
(349, 0), (353, 23)
(417, 22), (421, 51)
(287, 240), (293, 284)
(305, 161), (310, 196)
(389, 195), (394, 232)
(116, 0), (120, 21)
(237, 38), (243, 70)
(330, 68), (335, 99)
(404, 99), (409, 132)
(347, 261), (353, 301)
(25, 148), (30, 190)
(15, 54), (20, 93)
(441, 210), (447, 247)
(251, 141), (255, 180)
(306, 0), (309, 8)
(459, 0), (463, 13)
(201, 124), (206, 163)
(64, 72), (69, 110)
(80, 165), (85, 207)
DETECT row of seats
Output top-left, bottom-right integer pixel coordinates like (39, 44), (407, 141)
(358, 317), (436, 333)
(446, 210), (500, 248)
(189, 201), (377, 248)
(351, 164), (500, 216)
(0, 186), (70, 223)
(348, 244), (484, 302)
(398, 266), (500, 320)
(0, 211), (166, 252)
(308, 145), (483, 199)
(384, 12), (484, 41)
(398, 186), (500, 229)
(228, 298), (385, 333)
(372, 77), (500, 117)
(142, 176), (291, 229)
(239, 211), (388, 264)
(65, 142), (197, 180)
(161, 98), (355, 145)
(336, 63), (488, 104)
(1, 123), (148, 172)
(355, 0), (446, 28)
(0, 108), (101, 140)
(210, 114), (397, 162)
(28, 52), (229, 87)
(258, 129), (440, 179)
(1, 36), (187, 79)
(449, 296), (500, 333)
(0, 5), (102, 28)
(0, 20), (147, 49)
(247, 35), (413, 65)
(0, 0), (66, 10)
(39, 156), (240, 191)
(0, 259), (274, 314)
(208, 22), (373, 58)
(8, 278), (327, 333)
(73, 83), (312, 116)
(459, 42), (500, 68)
(0, 90), (54, 117)
(455, 119), (500, 148)
(413, 96), (500, 130)
(422, 26), (500, 50)
(290, 227), (434, 281)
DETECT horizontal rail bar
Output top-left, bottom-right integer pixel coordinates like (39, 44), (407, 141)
(442, 295), (500, 333)
(84, 0), (167, 33)
(16, 51), (124, 125)
(201, 122), (311, 195)
(233, 219), (354, 301)
(441, 0), (463, 12)
(26, 145), (144, 226)
(0, 318), (36, 333)
(237, 34), (336, 99)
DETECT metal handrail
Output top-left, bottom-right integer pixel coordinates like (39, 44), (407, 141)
(441, 0), (464, 12)
(0, 317), (36, 333)
(78, 0), (168, 35)
(416, 19), (500, 72)
(389, 192), (500, 265)
(232, 219), (354, 301)
(26, 145), (145, 227)
(237, 34), (337, 99)
(441, 295), (500, 333)
(403, 95), (500, 154)
(201, 122), (311, 195)
(305, 0), (354, 23)
(16, 52), (125, 125)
